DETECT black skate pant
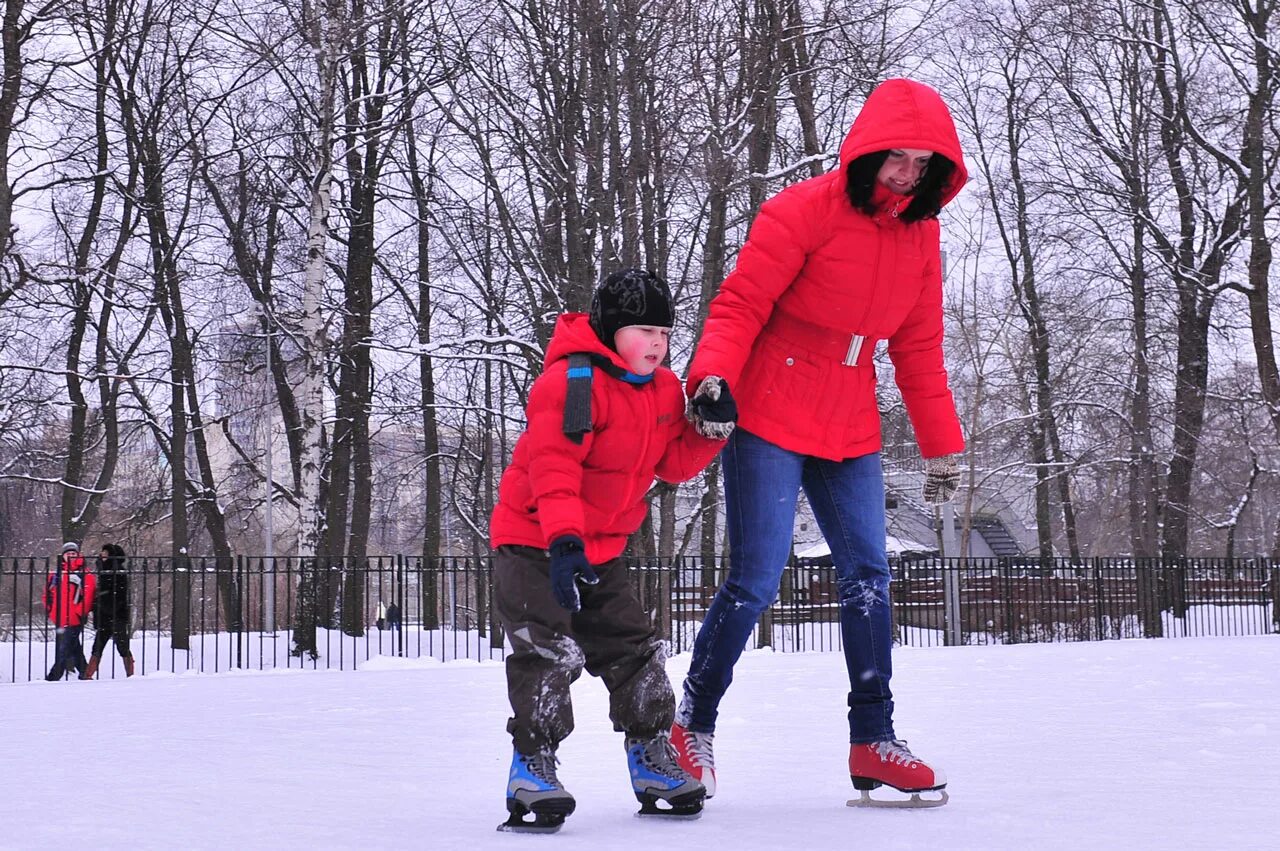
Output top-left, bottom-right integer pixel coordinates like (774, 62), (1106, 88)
(90, 621), (133, 660)
(493, 545), (674, 755)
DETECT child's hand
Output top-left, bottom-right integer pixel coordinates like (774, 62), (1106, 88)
(548, 535), (600, 611)
(690, 375), (737, 440)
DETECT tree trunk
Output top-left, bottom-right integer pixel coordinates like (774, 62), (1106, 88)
(402, 109), (442, 627)
(294, 0), (346, 658)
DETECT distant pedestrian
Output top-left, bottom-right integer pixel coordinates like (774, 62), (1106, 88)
(43, 542), (96, 681)
(385, 601), (402, 631)
(376, 600), (387, 630)
(86, 543), (135, 678)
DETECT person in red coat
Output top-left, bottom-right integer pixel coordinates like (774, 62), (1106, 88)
(43, 542), (97, 681)
(490, 270), (730, 829)
(671, 79), (965, 805)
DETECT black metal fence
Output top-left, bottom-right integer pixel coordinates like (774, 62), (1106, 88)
(3, 555), (1276, 683)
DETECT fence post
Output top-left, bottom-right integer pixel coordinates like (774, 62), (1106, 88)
(940, 502), (961, 646)
(1093, 557), (1104, 641)
(942, 558), (961, 646)
(235, 555), (243, 669)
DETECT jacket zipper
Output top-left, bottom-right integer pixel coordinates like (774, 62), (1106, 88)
(615, 387), (655, 522)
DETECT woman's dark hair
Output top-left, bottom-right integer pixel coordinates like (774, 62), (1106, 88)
(845, 151), (956, 223)
(99, 543), (126, 567)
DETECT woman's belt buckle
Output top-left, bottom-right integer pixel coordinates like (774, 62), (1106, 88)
(843, 334), (866, 367)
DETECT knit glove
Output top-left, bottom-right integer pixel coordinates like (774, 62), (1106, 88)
(548, 535), (599, 612)
(689, 376), (737, 440)
(922, 454), (960, 505)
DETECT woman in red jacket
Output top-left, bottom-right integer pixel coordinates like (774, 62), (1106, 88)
(672, 79), (966, 806)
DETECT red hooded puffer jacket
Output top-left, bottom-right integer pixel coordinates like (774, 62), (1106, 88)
(690, 78), (968, 461)
(43, 553), (96, 628)
(490, 314), (724, 564)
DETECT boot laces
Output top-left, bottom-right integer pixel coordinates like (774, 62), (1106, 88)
(523, 749), (561, 785)
(873, 739), (919, 768)
(630, 734), (688, 778)
(682, 730), (716, 770)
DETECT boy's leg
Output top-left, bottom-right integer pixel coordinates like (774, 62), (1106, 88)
(571, 559), (672, 738)
(47, 629), (69, 680)
(69, 626), (88, 676)
(678, 429), (804, 733)
(493, 546), (585, 754)
(802, 452), (894, 744)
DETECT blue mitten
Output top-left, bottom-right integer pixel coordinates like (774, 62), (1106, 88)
(548, 536), (600, 612)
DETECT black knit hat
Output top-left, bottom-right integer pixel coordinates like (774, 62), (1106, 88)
(589, 269), (674, 350)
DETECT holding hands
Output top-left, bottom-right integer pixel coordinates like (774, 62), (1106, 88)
(690, 375), (737, 440)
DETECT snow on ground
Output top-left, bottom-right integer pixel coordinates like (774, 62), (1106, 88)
(4, 636), (1277, 850)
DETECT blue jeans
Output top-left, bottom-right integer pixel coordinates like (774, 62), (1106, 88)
(679, 430), (895, 743)
(47, 625), (88, 680)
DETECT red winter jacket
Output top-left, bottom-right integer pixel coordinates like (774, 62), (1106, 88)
(690, 78), (968, 461)
(43, 553), (96, 628)
(490, 314), (725, 564)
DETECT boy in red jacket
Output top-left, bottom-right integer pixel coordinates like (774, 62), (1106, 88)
(489, 269), (735, 832)
(43, 542), (96, 681)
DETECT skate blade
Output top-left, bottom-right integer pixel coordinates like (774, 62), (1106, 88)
(635, 789), (705, 819)
(846, 789), (948, 809)
(497, 812), (567, 833)
(635, 808), (703, 820)
(496, 820), (563, 834)
(498, 798), (573, 833)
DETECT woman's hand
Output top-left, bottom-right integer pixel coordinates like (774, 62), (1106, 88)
(690, 376), (737, 440)
(922, 454), (959, 504)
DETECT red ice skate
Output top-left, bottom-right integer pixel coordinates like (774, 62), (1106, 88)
(671, 723), (717, 799)
(847, 740), (948, 809)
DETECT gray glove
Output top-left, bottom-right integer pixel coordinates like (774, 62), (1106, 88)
(689, 375), (737, 440)
(922, 454), (959, 505)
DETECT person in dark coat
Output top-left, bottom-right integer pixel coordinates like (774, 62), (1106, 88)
(385, 601), (402, 631)
(85, 543), (135, 678)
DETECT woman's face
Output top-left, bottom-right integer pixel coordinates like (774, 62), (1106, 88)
(877, 148), (934, 194)
(100, 548), (111, 560)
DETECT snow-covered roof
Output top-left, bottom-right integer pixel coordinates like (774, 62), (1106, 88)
(796, 534), (937, 560)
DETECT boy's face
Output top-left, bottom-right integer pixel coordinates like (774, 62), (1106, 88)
(613, 325), (670, 376)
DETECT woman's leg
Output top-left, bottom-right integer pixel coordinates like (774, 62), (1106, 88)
(677, 430), (804, 733)
(802, 452), (895, 744)
(114, 623), (133, 661)
(91, 623), (111, 659)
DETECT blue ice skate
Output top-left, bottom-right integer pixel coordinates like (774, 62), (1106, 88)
(497, 747), (576, 833)
(625, 733), (706, 818)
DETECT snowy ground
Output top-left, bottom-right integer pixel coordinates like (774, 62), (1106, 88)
(5, 637), (1277, 850)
